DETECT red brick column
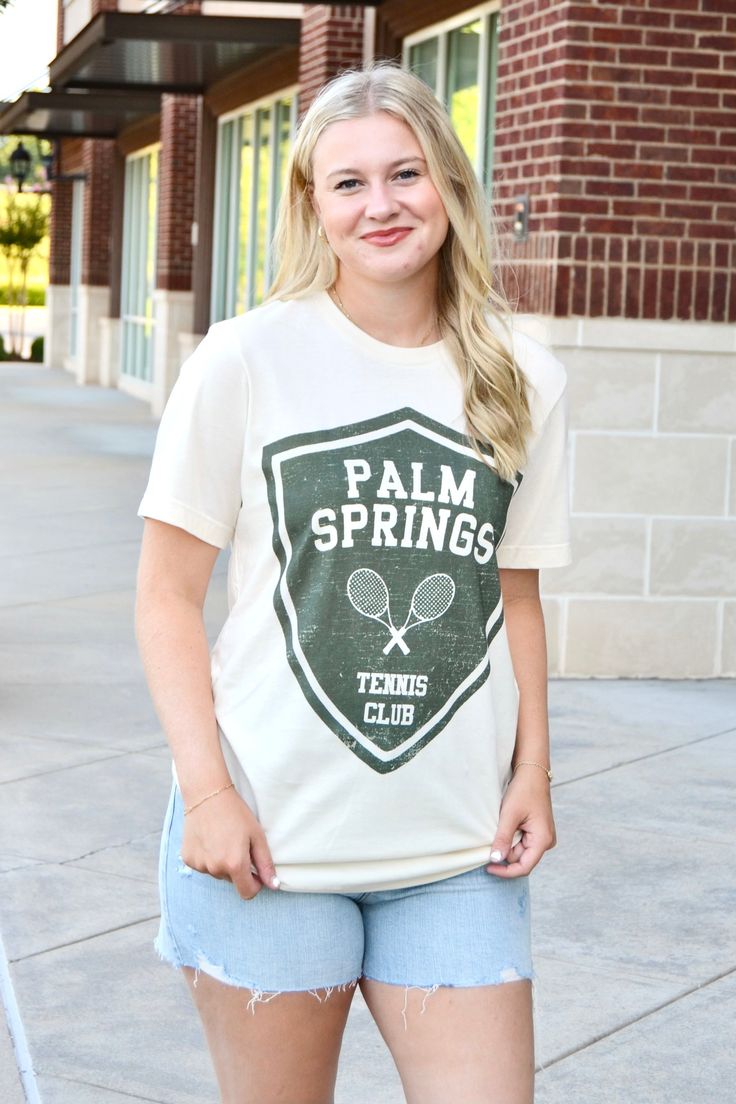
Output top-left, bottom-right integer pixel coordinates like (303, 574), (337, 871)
(157, 94), (198, 293)
(49, 177), (73, 287)
(81, 139), (115, 286)
(494, 0), (736, 322)
(299, 5), (365, 116)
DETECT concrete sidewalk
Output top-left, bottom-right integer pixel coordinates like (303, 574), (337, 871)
(1, 360), (734, 1103)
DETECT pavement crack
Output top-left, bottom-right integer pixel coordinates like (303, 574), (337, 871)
(9, 914), (161, 964)
(60, 829), (161, 867)
(46, 1073), (172, 1103)
(0, 750), (134, 786)
(539, 964), (736, 1071)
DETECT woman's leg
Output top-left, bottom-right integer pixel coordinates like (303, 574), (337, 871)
(359, 976), (533, 1104)
(359, 864), (536, 1103)
(183, 969), (357, 1104)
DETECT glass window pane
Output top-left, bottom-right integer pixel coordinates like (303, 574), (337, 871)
(237, 115), (254, 312)
(409, 38), (439, 92)
(254, 106), (272, 306)
(447, 20), (481, 167)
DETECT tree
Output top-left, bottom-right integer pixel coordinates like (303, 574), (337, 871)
(0, 194), (48, 357)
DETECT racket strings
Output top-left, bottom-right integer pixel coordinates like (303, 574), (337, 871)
(347, 569), (389, 618)
(411, 576), (455, 621)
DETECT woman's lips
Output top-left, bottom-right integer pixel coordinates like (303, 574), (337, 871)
(361, 228), (412, 246)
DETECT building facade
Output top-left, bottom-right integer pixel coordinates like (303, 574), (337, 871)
(3, 0), (735, 677)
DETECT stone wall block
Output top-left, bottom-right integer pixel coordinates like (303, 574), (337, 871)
(556, 347), (656, 430)
(565, 599), (718, 678)
(658, 353), (736, 433)
(722, 602), (736, 676)
(540, 596), (562, 676)
(650, 520), (736, 597)
(541, 516), (646, 596)
(573, 435), (729, 516)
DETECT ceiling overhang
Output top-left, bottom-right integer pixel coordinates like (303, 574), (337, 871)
(49, 11), (302, 94)
(0, 90), (161, 138)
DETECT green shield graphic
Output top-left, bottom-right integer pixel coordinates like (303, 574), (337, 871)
(263, 408), (519, 772)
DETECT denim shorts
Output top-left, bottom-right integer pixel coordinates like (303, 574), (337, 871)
(155, 784), (535, 1006)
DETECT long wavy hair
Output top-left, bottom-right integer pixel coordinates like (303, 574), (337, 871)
(266, 62), (531, 482)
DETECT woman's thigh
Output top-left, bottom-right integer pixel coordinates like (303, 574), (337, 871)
(360, 977), (533, 1104)
(184, 968), (357, 1104)
(359, 864), (535, 1103)
(155, 785), (364, 1103)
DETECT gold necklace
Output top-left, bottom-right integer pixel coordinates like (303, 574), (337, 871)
(330, 286), (438, 347)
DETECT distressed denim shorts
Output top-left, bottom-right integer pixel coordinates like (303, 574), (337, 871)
(155, 784), (534, 1008)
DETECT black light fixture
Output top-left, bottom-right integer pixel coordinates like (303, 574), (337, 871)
(41, 147), (55, 184)
(10, 141), (32, 192)
(512, 195), (529, 241)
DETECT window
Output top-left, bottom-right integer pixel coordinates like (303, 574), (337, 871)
(404, 4), (499, 189)
(120, 145), (159, 382)
(211, 91), (296, 321)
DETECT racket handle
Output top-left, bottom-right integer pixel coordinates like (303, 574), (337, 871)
(383, 633), (410, 656)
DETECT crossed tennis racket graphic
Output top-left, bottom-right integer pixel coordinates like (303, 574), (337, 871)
(347, 568), (456, 655)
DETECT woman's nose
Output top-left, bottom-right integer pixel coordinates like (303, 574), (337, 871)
(363, 182), (400, 220)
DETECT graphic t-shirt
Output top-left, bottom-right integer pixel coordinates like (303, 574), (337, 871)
(138, 290), (571, 892)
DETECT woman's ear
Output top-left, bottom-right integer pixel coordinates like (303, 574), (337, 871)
(308, 184), (321, 222)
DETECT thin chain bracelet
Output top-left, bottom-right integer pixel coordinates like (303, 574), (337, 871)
(183, 782), (235, 816)
(513, 761), (553, 782)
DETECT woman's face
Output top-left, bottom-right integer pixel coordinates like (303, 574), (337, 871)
(309, 111), (449, 290)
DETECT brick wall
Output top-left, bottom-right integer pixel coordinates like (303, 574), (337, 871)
(49, 177), (73, 286)
(494, 0), (736, 322)
(81, 139), (115, 286)
(299, 5), (365, 115)
(157, 94), (198, 293)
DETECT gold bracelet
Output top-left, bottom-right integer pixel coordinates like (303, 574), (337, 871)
(183, 782), (235, 816)
(513, 761), (553, 782)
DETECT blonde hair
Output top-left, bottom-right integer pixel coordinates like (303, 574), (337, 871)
(267, 62), (531, 482)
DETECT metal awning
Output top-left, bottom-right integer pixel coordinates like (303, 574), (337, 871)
(50, 11), (301, 94)
(0, 90), (162, 138)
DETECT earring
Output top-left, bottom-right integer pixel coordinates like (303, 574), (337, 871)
(318, 224), (325, 239)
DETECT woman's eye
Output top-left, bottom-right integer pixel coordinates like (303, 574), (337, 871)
(335, 178), (360, 191)
(396, 168), (420, 181)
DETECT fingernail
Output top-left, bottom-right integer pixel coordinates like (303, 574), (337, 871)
(271, 876), (281, 889)
(490, 850), (503, 862)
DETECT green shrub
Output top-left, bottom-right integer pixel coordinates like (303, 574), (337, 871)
(0, 334), (7, 361)
(0, 285), (46, 306)
(30, 336), (44, 362)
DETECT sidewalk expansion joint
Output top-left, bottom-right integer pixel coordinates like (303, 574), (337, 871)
(8, 915), (161, 965)
(541, 963), (736, 1070)
(552, 723), (736, 789)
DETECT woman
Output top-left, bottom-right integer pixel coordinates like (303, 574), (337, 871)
(136, 61), (571, 1104)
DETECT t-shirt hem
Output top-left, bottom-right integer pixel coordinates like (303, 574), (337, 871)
(496, 543), (572, 568)
(137, 495), (233, 549)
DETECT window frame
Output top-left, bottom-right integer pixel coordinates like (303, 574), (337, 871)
(403, 2), (500, 188)
(211, 86), (299, 322)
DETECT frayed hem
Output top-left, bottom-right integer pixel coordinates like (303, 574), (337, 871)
(152, 941), (360, 1010)
(361, 970), (534, 1030)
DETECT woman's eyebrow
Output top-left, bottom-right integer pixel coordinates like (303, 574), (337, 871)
(326, 156), (426, 180)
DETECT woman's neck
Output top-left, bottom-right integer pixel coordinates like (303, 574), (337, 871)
(331, 269), (441, 348)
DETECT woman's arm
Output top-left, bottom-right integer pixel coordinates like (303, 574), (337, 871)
(485, 567), (557, 878)
(135, 518), (279, 898)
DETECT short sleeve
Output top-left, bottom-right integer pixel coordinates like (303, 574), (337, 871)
(137, 321), (248, 549)
(495, 384), (572, 569)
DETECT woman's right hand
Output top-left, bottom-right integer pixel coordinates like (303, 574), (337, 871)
(180, 787), (280, 900)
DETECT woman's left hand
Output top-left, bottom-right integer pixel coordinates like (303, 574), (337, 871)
(486, 767), (557, 878)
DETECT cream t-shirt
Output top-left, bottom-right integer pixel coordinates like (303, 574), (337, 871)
(138, 290), (571, 892)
